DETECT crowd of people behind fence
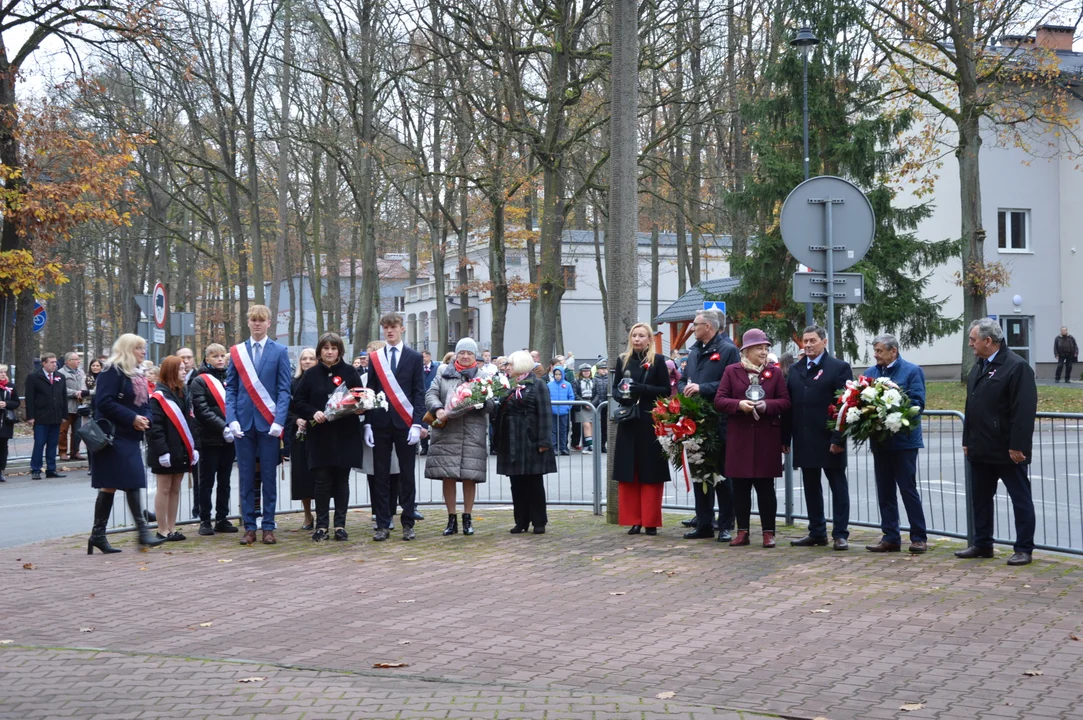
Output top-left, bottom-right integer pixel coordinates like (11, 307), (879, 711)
(4, 305), (1041, 566)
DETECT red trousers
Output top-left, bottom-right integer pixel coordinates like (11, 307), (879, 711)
(618, 481), (664, 528)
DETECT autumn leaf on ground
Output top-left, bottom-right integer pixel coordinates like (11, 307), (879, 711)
(22, 563), (34, 570)
(1070, 633), (1080, 641)
(199, 622), (213, 628)
(666, 571), (678, 577)
(372, 662), (408, 668)
(609, 592), (627, 596)
(810, 609), (830, 614)
(1023, 669), (1044, 676)
(237, 677), (266, 683)
(652, 569), (666, 574)
(217, 559), (233, 563)
(1023, 584), (1031, 588)
(79, 627), (94, 633)
(85, 594), (95, 599)
(899, 702), (925, 711)
(656, 691), (676, 699)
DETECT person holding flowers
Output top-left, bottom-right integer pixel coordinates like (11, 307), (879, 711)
(714, 328), (791, 548)
(424, 338), (494, 536)
(611, 322), (672, 535)
(862, 334), (928, 554)
(290, 333), (363, 542)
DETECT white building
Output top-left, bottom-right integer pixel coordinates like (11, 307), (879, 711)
(402, 229), (731, 359)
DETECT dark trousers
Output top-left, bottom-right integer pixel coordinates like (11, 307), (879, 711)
(372, 427), (417, 529)
(551, 414), (569, 452)
(367, 474), (399, 516)
(198, 444), (235, 523)
(970, 461), (1036, 552)
(0, 437), (8, 472)
(1056, 356), (1075, 382)
(571, 417), (581, 447)
(59, 413), (81, 457)
(693, 476), (734, 531)
(733, 477), (776, 532)
(31, 423), (60, 474)
(510, 474), (547, 528)
(872, 448), (926, 543)
(801, 466), (850, 539)
(599, 405), (608, 450)
(315, 466), (351, 529)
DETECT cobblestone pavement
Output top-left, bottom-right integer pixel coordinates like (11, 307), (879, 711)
(3, 509), (1083, 719)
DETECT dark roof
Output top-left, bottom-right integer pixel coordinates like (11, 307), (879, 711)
(653, 278), (741, 324)
(561, 229), (732, 249)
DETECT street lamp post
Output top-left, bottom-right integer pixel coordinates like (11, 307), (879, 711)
(791, 26), (819, 328)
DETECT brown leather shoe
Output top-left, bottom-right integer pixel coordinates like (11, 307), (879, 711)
(262, 530), (277, 545)
(762, 531), (776, 548)
(240, 530), (256, 546)
(729, 530), (750, 546)
(865, 540), (901, 553)
(909, 541), (928, 554)
(833, 538), (849, 551)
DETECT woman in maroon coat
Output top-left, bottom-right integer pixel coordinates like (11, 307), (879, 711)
(714, 328), (791, 548)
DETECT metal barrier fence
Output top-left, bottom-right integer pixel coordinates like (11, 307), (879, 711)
(104, 405), (1083, 556)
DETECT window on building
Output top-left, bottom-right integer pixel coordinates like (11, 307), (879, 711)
(394, 296), (405, 312)
(997, 209), (1029, 251)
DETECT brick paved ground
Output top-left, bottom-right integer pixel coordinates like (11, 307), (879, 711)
(3, 509), (1083, 720)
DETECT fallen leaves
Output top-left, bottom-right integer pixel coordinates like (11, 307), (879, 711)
(1023, 584), (1031, 588)
(79, 627), (94, 633)
(199, 622), (213, 628)
(652, 569), (666, 574)
(22, 563), (34, 570)
(655, 691), (676, 699)
(237, 677), (266, 683)
(372, 662), (408, 668)
(1070, 633), (1080, 641)
(1023, 669), (1044, 677)
(899, 702), (925, 711)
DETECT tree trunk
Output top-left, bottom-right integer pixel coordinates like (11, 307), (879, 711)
(489, 199), (508, 356)
(269, 0), (292, 339)
(958, 113), (986, 380)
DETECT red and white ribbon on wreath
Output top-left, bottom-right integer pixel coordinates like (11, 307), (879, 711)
(152, 391), (195, 462)
(681, 444), (692, 493)
(230, 343), (276, 425)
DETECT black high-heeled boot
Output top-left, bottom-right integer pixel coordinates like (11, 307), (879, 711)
(87, 491), (121, 555)
(443, 514), (458, 536)
(462, 513), (474, 536)
(126, 490), (165, 547)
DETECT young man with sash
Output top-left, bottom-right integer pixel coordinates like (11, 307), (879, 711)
(225, 305), (293, 545)
(364, 312), (426, 541)
(190, 343), (237, 536)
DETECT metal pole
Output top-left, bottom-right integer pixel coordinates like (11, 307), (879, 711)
(825, 199), (835, 351)
(784, 452), (794, 525)
(802, 50), (814, 328)
(592, 403), (603, 516)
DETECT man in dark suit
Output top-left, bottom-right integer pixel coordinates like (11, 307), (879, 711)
(958, 318), (1038, 566)
(676, 308), (739, 542)
(783, 325), (853, 550)
(363, 312), (426, 541)
(24, 352), (68, 480)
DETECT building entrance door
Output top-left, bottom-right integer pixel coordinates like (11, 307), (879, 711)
(1000, 316), (1033, 366)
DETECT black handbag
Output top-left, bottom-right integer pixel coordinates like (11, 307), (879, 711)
(77, 418), (115, 454)
(611, 401), (640, 424)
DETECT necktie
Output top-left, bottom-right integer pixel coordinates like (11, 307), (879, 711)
(390, 346), (398, 374)
(253, 342), (262, 368)
(808, 361), (814, 372)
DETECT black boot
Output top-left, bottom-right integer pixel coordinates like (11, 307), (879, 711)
(443, 514), (458, 536)
(125, 490), (165, 547)
(462, 513), (474, 536)
(87, 491), (121, 555)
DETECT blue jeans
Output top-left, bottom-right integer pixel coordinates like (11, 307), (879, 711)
(872, 448), (927, 543)
(31, 423), (60, 474)
(235, 430), (280, 531)
(551, 414), (569, 453)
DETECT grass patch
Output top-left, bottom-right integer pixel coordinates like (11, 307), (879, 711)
(925, 381), (1083, 413)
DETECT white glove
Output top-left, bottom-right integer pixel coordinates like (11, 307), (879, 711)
(229, 421), (244, 439)
(191, 450), (200, 466)
(223, 426), (234, 443)
(269, 422), (283, 438)
(364, 425), (375, 448)
(158, 453), (171, 468)
(407, 425), (421, 445)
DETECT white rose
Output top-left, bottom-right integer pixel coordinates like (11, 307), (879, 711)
(860, 386), (878, 402)
(885, 412), (904, 433)
(845, 407), (862, 425)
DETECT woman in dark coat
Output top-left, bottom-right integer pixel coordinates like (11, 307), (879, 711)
(714, 328), (791, 548)
(290, 333), (363, 542)
(286, 347), (317, 530)
(494, 350), (556, 534)
(611, 322), (672, 535)
(0, 364), (20, 482)
(88, 334), (164, 553)
(146, 355), (197, 542)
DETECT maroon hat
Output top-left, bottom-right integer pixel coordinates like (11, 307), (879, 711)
(739, 328), (770, 351)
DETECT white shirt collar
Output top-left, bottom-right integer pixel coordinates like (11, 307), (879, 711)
(249, 336), (267, 350)
(385, 341), (404, 356)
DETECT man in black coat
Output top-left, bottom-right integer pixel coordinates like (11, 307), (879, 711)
(783, 325), (853, 550)
(363, 313), (427, 541)
(958, 318), (1038, 566)
(24, 352), (68, 480)
(676, 308), (739, 542)
(1053, 326), (1077, 383)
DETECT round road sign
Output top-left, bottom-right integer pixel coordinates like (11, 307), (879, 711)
(779, 176), (875, 273)
(152, 282), (168, 329)
(32, 302), (46, 334)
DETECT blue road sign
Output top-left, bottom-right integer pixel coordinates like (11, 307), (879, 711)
(703, 300), (726, 314)
(13, 301), (47, 333)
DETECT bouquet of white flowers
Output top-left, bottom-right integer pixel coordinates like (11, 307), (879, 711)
(827, 375), (921, 445)
(324, 384), (389, 422)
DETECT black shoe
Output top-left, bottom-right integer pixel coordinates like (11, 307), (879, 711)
(373, 528), (390, 541)
(462, 513), (474, 536)
(790, 535), (829, 547)
(1007, 551), (1033, 566)
(510, 525), (528, 534)
(144, 509), (157, 523)
(199, 522), (215, 536)
(533, 526), (546, 534)
(684, 528), (714, 539)
(0, 473), (7, 482)
(126, 490), (165, 547)
(680, 518), (698, 528)
(644, 527), (657, 536)
(156, 532), (169, 541)
(419, 450), (428, 456)
(955, 545), (995, 559)
(87, 491), (121, 555)
(167, 531), (186, 541)
(31, 472), (42, 480)
(214, 519), (239, 533)
(717, 529), (732, 543)
(627, 525), (642, 535)
(408, 510), (425, 521)
(45, 472), (66, 479)
(443, 514), (458, 536)
(312, 528), (329, 542)
(402, 527), (416, 541)
(334, 528), (348, 541)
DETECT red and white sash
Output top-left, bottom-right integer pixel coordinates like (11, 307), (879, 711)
(201, 374), (227, 415)
(369, 346), (413, 426)
(152, 391), (195, 462)
(230, 343), (276, 424)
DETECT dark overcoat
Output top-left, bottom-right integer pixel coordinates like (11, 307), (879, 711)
(714, 363), (791, 479)
(611, 352), (671, 484)
(782, 353), (852, 469)
(0, 384), (21, 439)
(291, 360), (364, 470)
(963, 347), (1037, 465)
(189, 364), (229, 449)
(493, 376), (557, 476)
(90, 366), (150, 490)
(24, 369), (67, 425)
(146, 385), (196, 474)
